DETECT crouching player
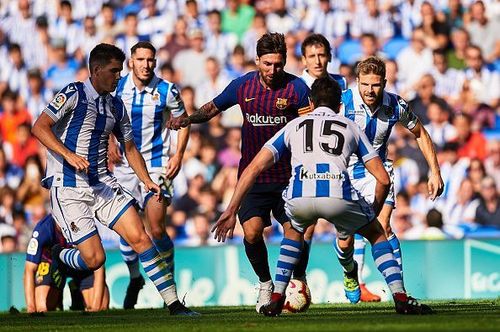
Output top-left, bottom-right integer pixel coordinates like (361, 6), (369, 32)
(24, 214), (109, 312)
(212, 77), (433, 316)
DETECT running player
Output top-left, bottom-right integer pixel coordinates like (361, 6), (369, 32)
(340, 56), (443, 302)
(31, 43), (196, 316)
(110, 41), (190, 309)
(168, 33), (310, 312)
(214, 76), (433, 316)
(299, 33), (380, 301)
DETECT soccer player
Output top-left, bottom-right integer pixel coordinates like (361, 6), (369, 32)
(168, 33), (310, 312)
(340, 56), (443, 302)
(214, 76), (433, 316)
(299, 33), (380, 302)
(24, 214), (108, 312)
(110, 41), (190, 309)
(31, 43), (196, 316)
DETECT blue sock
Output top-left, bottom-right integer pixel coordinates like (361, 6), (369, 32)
(153, 234), (174, 275)
(139, 246), (177, 305)
(275, 238), (302, 295)
(387, 233), (403, 279)
(371, 241), (404, 294)
(120, 237), (141, 279)
(333, 238), (354, 273)
(293, 239), (311, 279)
(353, 234), (366, 283)
(59, 248), (89, 270)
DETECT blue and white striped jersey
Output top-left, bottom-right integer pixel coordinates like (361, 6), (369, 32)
(341, 87), (418, 180)
(264, 106), (378, 200)
(301, 69), (347, 91)
(115, 74), (185, 169)
(42, 79), (133, 188)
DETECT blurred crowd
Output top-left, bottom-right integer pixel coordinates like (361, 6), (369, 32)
(0, 0), (499, 253)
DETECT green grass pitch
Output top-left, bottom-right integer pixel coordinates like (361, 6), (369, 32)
(2, 300), (499, 332)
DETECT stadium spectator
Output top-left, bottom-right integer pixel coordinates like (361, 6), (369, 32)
(158, 18), (191, 65)
(0, 44), (28, 97)
(447, 27), (470, 70)
(204, 10), (238, 67)
(441, 0), (465, 30)
(0, 186), (18, 225)
(115, 12), (149, 58)
(195, 57), (231, 109)
(0, 148), (23, 190)
(484, 140), (500, 191)
(453, 112), (488, 161)
(221, 0), (255, 42)
(350, 0), (394, 43)
(423, 101), (457, 149)
(408, 74), (448, 125)
(463, 45), (499, 108)
(173, 28), (208, 88)
(430, 48), (465, 106)
(474, 176), (500, 227)
(4, 123), (39, 169)
(0, 90), (32, 145)
(300, 0), (347, 49)
(21, 69), (53, 123)
(45, 38), (79, 93)
(397, 28), (433, 96)
(419, 1), (449, 50)
(0, 223), (17, 253)
(444, 177), (480, 227)
(242, 13), (268, 60)
(467, 158), (487, 194)
(465, 0), (500, 63)
(265, 0), (298, 35)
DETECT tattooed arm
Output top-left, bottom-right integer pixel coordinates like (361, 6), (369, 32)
(167, 101), (222, 130)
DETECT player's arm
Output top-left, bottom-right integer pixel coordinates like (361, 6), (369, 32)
(108, 134), (122, 165)
(211, 148), (276, 242)
(123, 139), (161, 199)
(168, 101), (222, 129)
(409, 121), (443, 201)
(32, 113), (90, 173)
(166, 112), (190, 179)
(364, 157), (390, 216)
(24, 261), (38, 313)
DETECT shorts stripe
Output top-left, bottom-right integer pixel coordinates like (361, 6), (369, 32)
(73, 229), (98, 245)
(54, 187), (73, 243)
(108, 199), (135, 229)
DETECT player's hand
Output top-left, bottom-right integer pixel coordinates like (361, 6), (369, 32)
(144, 181), (162, 202)
(165, 154), (182, 179)
(211, 210), (237, 242)
(167, 115), (190, 130)
(428, 172), (444, 201)
(108, 137), (122, 165)
(65, 152), (89, 173)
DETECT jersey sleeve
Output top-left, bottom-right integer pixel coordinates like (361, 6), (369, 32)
(213, 77), (241, 110)
(353, 124), (378, 163)
(25, 225), (50, 264)
(295, 80), (311, 116)
(397, 96), (418, 130)
(43, 83), (79, 122)
(263, 125), (289, 163)
(111, 97), (134, 143)
(166, 84), (186, 118)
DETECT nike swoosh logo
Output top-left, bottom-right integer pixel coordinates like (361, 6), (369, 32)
(245, 97), (255, 102)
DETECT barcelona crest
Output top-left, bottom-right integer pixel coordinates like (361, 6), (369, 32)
(276, 98), (288, 110)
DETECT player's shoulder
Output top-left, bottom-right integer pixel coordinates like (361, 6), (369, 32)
(33, 214), (55, 236)
(341, 88), (354, 104)
(328, 73), (347, 91)
(236, 71), (258, 85)
(49, 82), (81, 110)
(286, 72), (310, 92)
(385, 90), (409, 110)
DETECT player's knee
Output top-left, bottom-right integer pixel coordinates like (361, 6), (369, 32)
(243, 228), (264, 244)
(150, 225), (165, 240)
(337, 238), (352, 252)
(85, 253), (106, 270)
(127, 231), (152, 253)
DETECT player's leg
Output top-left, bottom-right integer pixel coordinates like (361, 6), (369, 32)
(292, 222), (314, 282)
(34, 285), (61, 312)
(261, 221), (304, 316)
(335, 236), (361, 303)
(378, 203), (403, 279)
(357, 218), (432, 314)
(112, 206), (197, 315)
(241, 217), (273, 312)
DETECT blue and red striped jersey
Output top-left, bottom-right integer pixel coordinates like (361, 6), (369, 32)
(214, 71), (310, 184)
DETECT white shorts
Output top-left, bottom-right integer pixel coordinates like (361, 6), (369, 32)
(351, 160), (395, 207)
(284, 196), (375, 239)
(114, 166), (173, 210)
(50, 182), (135, 245)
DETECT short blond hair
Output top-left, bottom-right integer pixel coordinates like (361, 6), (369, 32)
(355, 56), (386, 78)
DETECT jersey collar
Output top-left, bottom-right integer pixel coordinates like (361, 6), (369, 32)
(84, 78), (101, 100)
(300, 69), (315, 88)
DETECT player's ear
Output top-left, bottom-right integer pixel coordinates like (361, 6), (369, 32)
(255, 56), (260, 66)
(128, 57), (133, 69)
(152, 58), (157, 69)
(301, 55), (307, 66)
(382, 78), (387, 89)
